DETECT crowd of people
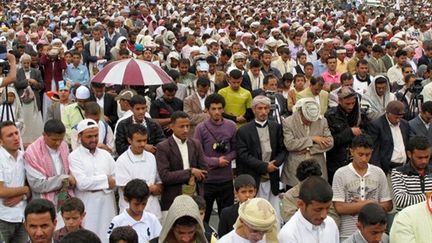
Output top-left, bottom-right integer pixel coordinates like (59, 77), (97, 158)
(0, 0), (432, 243)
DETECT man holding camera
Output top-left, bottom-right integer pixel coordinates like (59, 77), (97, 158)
(0, 52), (17, 88)
(193, 94), (237, 223)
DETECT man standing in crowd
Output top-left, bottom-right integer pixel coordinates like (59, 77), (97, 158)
(282, 98), (333, 188)
(156, 111), (208, 212)
(368, 100), (410, 174)
(116, 95), (165, 155)
(62, 86), (91, 144)
(69, 119), (116, 241)
(409, 101), (432, 144)
(184, 77), (210, 136)
(193, 94), (237, 223)
(24, 119), (74, 208)
(236, 95), (287, 218)
(391, 136), (432, 211)
(24, 199), (57, 243)
(325, 87), (362, 183)
(0, 121), (31, 243)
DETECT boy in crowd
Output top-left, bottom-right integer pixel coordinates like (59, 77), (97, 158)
(54, 197), (86, 242)
(192, 196), (217, 243)
(333, 135), (392, 240)
(115, 124), (162, 219)
(218, 174), (256, 237)
(109, 226), (139, 243)
(107, 179), (161, 243)
(343, 203), (389, 243)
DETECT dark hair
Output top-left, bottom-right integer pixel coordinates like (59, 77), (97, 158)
(304, 62), (314, 69)
(281, 48), (291, 55)
(296, 159), (322, 181)
(297, 51), (307, 59)
(109, 226), (138, 243)
(130, 95), (147, 107)
(221, 48), (232, 58)
(205, 93), (225, 109)
(61, 197), (85, 214)
(234, 174), (256, 191)
(355, 45), (368, 53)
(192, 195), (206, 210)
(310, 76), (324, 86)
(124, 179), (150, 202)
(263, 74), (277, 85)
(170, 111), (189, 124)
(351, 134), (373, 149)
(385, 42), (397, 49)
(179, 58), (191, 66)
(282, 72), (294, 82)
(372, 45), (384, 53)
(127, 124), (147, 140)
(119, 48), (130, 56)
(299, 176), (333, 205)
(60, 229), (101, 243)
(84, 101), (101, 116)
(196, 77), (210, 87)
(421, 101), (432, 114)
(340, 72), (353, 83)
(249, 59), (262, 68)
(395, 49), (407, 58)
(44, 119), (66, 135)
(24, 199), (56, 222)
(229, 69), (243, 79)
(326, 55), (337, 64)
(0, 121), (16, 138)
(407, 136), (430, 152)
(206, 55), (217, 64)
(173, 216), (198, 227)
(358, 203), (387, 226)
(356, 59), (368, 67)
(162, 83), (178, 92)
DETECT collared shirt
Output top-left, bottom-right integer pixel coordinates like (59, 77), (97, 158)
(197, 93), (206, 111)
(336, 59), (348, 74)
(173, 135), (189, 170)
(115, 147), (162, 218)
(64, 64), (90, 86)
(333, 163), (391, 237)
(387, 65), (403, 85)
(47, 146), (64, 175)
(278, 210), (339, 243)
(96, 94), (105, 109)
(419, 115), (430, 130)
(0, 146), (26, 223)
(387, 117), (407, 164)
(108, 210), (162, 243)
(322, 71), (342, 84)
(312, 59), (328, 76)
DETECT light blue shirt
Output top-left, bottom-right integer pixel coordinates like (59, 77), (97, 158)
(312, 59), (328, 77)
(64, 64), (90, 86)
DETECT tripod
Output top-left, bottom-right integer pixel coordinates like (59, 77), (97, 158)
(400, 88), (422, 121)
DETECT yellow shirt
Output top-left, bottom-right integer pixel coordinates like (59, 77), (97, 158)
(218, 86), (252, 118)
(336, 59), (348, 74)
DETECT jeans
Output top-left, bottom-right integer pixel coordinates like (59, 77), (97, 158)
(203, 181), (234, 223)
(0, 219), (28, 243)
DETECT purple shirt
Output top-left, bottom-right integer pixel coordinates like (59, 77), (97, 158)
(193, 118), (237, 183)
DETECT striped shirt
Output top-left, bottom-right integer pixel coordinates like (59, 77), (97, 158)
(332, 163), (391, 238)
(391, 162), (432, 211)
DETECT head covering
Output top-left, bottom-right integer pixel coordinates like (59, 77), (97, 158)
(232, 52), (246, 61)
(251, 95), (271, 108)
(337, 87), (356, 99)
(234, 198), (278, 242)
(196, 61), (209, 72)
(115, 89), (137, 101)
(295, 98), (320, 122)
(386, 100), (405, 115)
(76, 119), (98, 134)
(75, 86), (90, 100)
(135, 43), (144, 52)
(159, 195), (207, 243)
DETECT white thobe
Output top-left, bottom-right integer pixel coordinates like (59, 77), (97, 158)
(69, 146), (116, 243)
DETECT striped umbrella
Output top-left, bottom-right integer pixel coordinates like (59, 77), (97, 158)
(91, 58), (173, 86)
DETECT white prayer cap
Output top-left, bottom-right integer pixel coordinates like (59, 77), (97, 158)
(76, 119), (98, 134)
(196, 61), (209, 71)
(75, 86), (90, 100)
(250, 21), (260, 28)
(232, 52), (247, 61)
(295, 98), (320, 122)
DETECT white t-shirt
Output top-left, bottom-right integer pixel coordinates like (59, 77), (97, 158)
(108, 210), (162, 243)
(218, 230), (266, 243)
(115, 148), (162, 219)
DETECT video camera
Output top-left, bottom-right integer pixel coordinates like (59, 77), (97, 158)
(410, 78), (424, 95)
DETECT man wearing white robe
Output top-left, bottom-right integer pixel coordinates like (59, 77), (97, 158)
(69, 119), (116, 243)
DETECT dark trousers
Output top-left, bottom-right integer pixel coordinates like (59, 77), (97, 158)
(203, 181), (234, 223)
(0, 219), (28, 243)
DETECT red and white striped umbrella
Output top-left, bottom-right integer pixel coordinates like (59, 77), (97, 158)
(91, 58), (173, 86)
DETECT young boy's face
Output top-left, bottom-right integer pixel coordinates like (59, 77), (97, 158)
(62, 210), (85, 232)
(128, 133), (148, 154)
(235, 185), (256, 203)
(350, 146), (373, 170)
(128, 198), (148, 218)
(357, 222), (387, 243)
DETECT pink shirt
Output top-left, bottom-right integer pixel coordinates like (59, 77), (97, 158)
(321, 71), (342, 84)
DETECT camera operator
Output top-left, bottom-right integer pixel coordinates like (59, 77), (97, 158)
(252, 74), (290, 124)
(395, 73), (420, 120)
(0, 53), (17, 88)
(193, 94), (237, 223)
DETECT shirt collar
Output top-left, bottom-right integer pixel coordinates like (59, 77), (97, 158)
(0, 146), (23, 161)
(173, 134), (187, 144)
(126, 147), (145, 163)
(298, 210), (326, 232)
(348, 163), (371, 177)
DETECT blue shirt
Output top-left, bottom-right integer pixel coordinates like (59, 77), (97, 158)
(64, 64), (90, 86)
(312, 59), (328, 77)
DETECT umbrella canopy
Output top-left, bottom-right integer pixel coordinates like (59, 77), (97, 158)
(91, 58), (173, 86)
